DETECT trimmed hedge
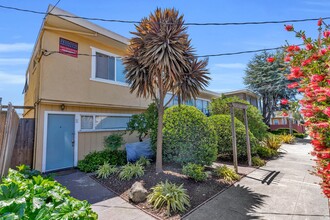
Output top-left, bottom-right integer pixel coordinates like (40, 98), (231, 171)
(162, 105), (218, 165)
(210, 96), (268, 141)
(209, 114), (257, 158)
(77, 150), (127, 173)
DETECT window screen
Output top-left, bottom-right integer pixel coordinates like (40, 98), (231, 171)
(95, 52), (115, 81)
(81, 116), (93, 129)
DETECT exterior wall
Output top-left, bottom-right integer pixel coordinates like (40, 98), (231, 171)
(270, 124), (305, 133)
(33, 103), (144, 171)
(39, 30), (151, 109)
(224, 93), (259, 109)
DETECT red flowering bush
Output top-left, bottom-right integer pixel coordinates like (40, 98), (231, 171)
(280, 19), (330, 197)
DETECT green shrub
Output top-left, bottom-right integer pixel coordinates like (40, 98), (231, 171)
(118, 163), (144, 181)
(254, 145), (277, 159)
(96, 162), (118, 179)
(214, 165), (240, 183)
(0, 166), (97, 219)
(293, 133), (306, 139)
(270, 128), (298, 135)
(78, 150), (127, 172)
(147, 181), (190, 216)
(182, 163), (208, 182)
(162, 105), (218, 165)
(104, 133), (124, 151)
(136, 156), (151, 167)
(210, 96), (268, 140)
(209, 114), (257, 159)
(252, 156), (266, 167)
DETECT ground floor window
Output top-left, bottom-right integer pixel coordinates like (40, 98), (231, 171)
(80, 114), (131, 131)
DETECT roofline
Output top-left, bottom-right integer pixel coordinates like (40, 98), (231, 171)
(222, 89), (260, 97)
(202, 89), (221, 97)
(47, 5), (129, 45)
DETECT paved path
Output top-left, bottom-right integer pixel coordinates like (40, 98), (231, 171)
(184, 143), (330, 220)
(54, 171), (154, 220)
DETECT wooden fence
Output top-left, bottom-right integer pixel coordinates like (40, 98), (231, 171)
(0, 103), (20, 176)
(10, 119), (35, 168)
(0, 103), (35, 176)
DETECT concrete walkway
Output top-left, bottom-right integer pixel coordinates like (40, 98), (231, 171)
(54, 171), (154, 220)
(184, 143), (330, 220)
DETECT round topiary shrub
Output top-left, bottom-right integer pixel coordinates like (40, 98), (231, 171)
(209, 114), (257, 159)
(162, 105), (217, 165)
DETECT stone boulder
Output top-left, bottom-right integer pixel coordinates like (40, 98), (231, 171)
(128, 181), (148, 203)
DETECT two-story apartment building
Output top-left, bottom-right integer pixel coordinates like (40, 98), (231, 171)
(23, 6), (220, 172)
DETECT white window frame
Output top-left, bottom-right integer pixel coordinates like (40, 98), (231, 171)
(80, 112), (132, 132)
(90, 47), (128, 87)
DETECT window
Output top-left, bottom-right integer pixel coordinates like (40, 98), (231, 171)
(80, 114), (131, 131)
(92, 48), (126, 83)
(81, 116), (93, 129)
(274, 119), (279, 125)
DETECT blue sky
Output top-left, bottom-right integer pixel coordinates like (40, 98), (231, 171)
(0, 0), (329, 106)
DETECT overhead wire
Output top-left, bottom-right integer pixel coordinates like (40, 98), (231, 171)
(0, 4), (329, 26)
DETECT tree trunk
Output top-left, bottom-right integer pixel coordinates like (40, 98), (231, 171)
(155, 104), (164, 173)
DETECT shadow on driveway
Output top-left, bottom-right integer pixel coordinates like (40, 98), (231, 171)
(183, 184), (268, 220)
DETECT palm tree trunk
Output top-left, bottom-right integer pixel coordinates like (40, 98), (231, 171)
(156, 104), (164, 173)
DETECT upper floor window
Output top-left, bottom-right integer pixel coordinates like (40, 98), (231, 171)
(91, 47), (126, 84)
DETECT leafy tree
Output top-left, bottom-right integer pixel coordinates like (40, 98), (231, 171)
(210, 96), (268, 140)
(127, 103), (158, 142)
(123, 9), (210, 172)
(244, 51), (297, 126)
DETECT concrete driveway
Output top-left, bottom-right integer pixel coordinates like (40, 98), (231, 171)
(184, 143), (330, 220)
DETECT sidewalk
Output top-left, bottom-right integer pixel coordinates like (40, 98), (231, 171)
(184, 143), (330, 220)
(54, 171), (155, 220)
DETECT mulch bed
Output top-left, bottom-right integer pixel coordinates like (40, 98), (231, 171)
(92, 162), (234, 219)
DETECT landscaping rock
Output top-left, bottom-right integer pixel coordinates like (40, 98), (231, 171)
(128, 181), (148, 203)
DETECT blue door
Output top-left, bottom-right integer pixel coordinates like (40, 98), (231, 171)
(46, 114), (75, 171)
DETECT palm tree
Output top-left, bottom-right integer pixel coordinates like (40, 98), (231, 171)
(123, 8), (210, 173)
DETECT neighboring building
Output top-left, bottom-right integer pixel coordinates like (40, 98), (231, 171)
(269, 111), (305, 133)
(222, 89), (261, 110)
(23, 6), (219, 172)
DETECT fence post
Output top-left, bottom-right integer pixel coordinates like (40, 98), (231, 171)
(229, 104), (238, 173)
(243, 108), (252, 166)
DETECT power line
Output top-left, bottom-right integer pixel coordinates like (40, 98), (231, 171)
(48, 0), (62, 14)
(43, 43), (291, 58)
(0, 4), (329, 26)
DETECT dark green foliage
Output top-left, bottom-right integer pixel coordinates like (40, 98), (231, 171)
(104, 133), (124, 151)
(270, 128), (298, 135)
(136, 156), (151, 167)
(210, 96), (268, 140)
(244, 51), (297, 125)
(182, 163), (207, 182)
(254, 146), (277, 159)
(78, 150), (127, 173)
(209, 114), (257, 159)
(0, 166), (97, 219)
(96, 162), (118, 179)
(252, 156), (266, 167)
(162, 105), (218, 165)
(293, 133), (306, 139)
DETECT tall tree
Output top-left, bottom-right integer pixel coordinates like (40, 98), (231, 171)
(244, 51), (296, 126)
(123, 8), (210, 173)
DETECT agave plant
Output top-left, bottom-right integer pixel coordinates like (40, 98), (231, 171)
(123, 8), (210, 173)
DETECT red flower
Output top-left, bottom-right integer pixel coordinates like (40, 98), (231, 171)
(316, 122), (329, 128)
(281, 98), (289, 105)
(287, 82), (299, 89)
(282, 112), (288, 117)
(317, 96), (327, 102)
(267, 57), (275, 63)
(285, 25), (294, 31)
(320, 49), (327, 55)
(311, 74), (325, 82)
(306, 44), (313, 50)
(301, 59), (312, 66)
(297, 87), (305, 92)
(324, 31), (330, 38)
(318, 18), (323, 26)
(323, 107), (330, 117)
(284, 56), (291, 62)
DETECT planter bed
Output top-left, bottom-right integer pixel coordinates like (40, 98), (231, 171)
(92, 162), (237, 219)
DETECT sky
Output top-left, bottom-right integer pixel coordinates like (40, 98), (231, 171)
(0, 0), (330, 106)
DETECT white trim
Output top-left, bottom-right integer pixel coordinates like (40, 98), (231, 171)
(89, 78), (129, 87)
